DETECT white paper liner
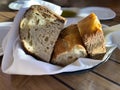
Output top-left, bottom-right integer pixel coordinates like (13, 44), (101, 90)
(1, 2), (120, 75)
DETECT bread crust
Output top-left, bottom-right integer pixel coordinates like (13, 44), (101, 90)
(51, 24), (87, 66)
(77, 13), (106, 57)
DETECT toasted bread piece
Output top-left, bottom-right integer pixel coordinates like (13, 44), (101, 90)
(51, 24), (87, 66)
(19, 5), (66, 62)
(77, 13), (106, 57)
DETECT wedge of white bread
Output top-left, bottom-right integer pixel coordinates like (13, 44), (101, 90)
(19, 5), (66, 62)
(19, 4), (106, 66)
(51, 24), (87, 66)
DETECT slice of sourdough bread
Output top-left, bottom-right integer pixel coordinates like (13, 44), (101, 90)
(51, 24), (87, 66)
(19, 5), (66, 62)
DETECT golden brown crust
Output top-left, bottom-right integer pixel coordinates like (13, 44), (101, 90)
(77, 13), (106, 57)
(77, 13), (102, 37)
(51, 24), (87, 66)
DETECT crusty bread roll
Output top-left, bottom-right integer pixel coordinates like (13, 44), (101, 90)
(51, 24), (87, 66)
(19, 5), (66, 62)
(77, 13), (106, 57)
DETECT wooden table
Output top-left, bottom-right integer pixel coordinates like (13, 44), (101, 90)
(0, 0), (120, 90)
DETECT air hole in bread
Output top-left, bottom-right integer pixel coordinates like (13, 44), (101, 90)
(23, 37), (26, 39)
(45, 37), (49, 42)
(44, 49), (47, 53)
(35, 13), (39, 16)
(47, 47), (49, 49)
(28, 29), (30, 39)
(45, 26), (49, 28)
(56, 22), (60, 25)
(68, 56), (73, 59)
(35, 29), (38, 31)
(29, 40), (32, 46)
(36, 19), (39, 25)
(42, 13), (51, 18)
(42, 35), (44, 37)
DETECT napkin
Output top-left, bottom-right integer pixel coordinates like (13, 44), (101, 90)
(0, 22), (12, 55)
(8, 0), (62, 15)
(1, 2), (120, 75)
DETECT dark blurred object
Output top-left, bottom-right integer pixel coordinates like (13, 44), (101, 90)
(0, 0), (15, 11)
(61, 10), (76, 17)
(46, 0), (120, 8)
(47, 0), (71, 6)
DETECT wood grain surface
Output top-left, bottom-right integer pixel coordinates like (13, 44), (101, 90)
(0, 0), (120, 90)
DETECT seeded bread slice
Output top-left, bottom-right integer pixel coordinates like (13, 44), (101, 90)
(19, 5), (66, 62)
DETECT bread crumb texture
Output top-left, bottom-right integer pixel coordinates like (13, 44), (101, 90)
(19, 5), (66, 62)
